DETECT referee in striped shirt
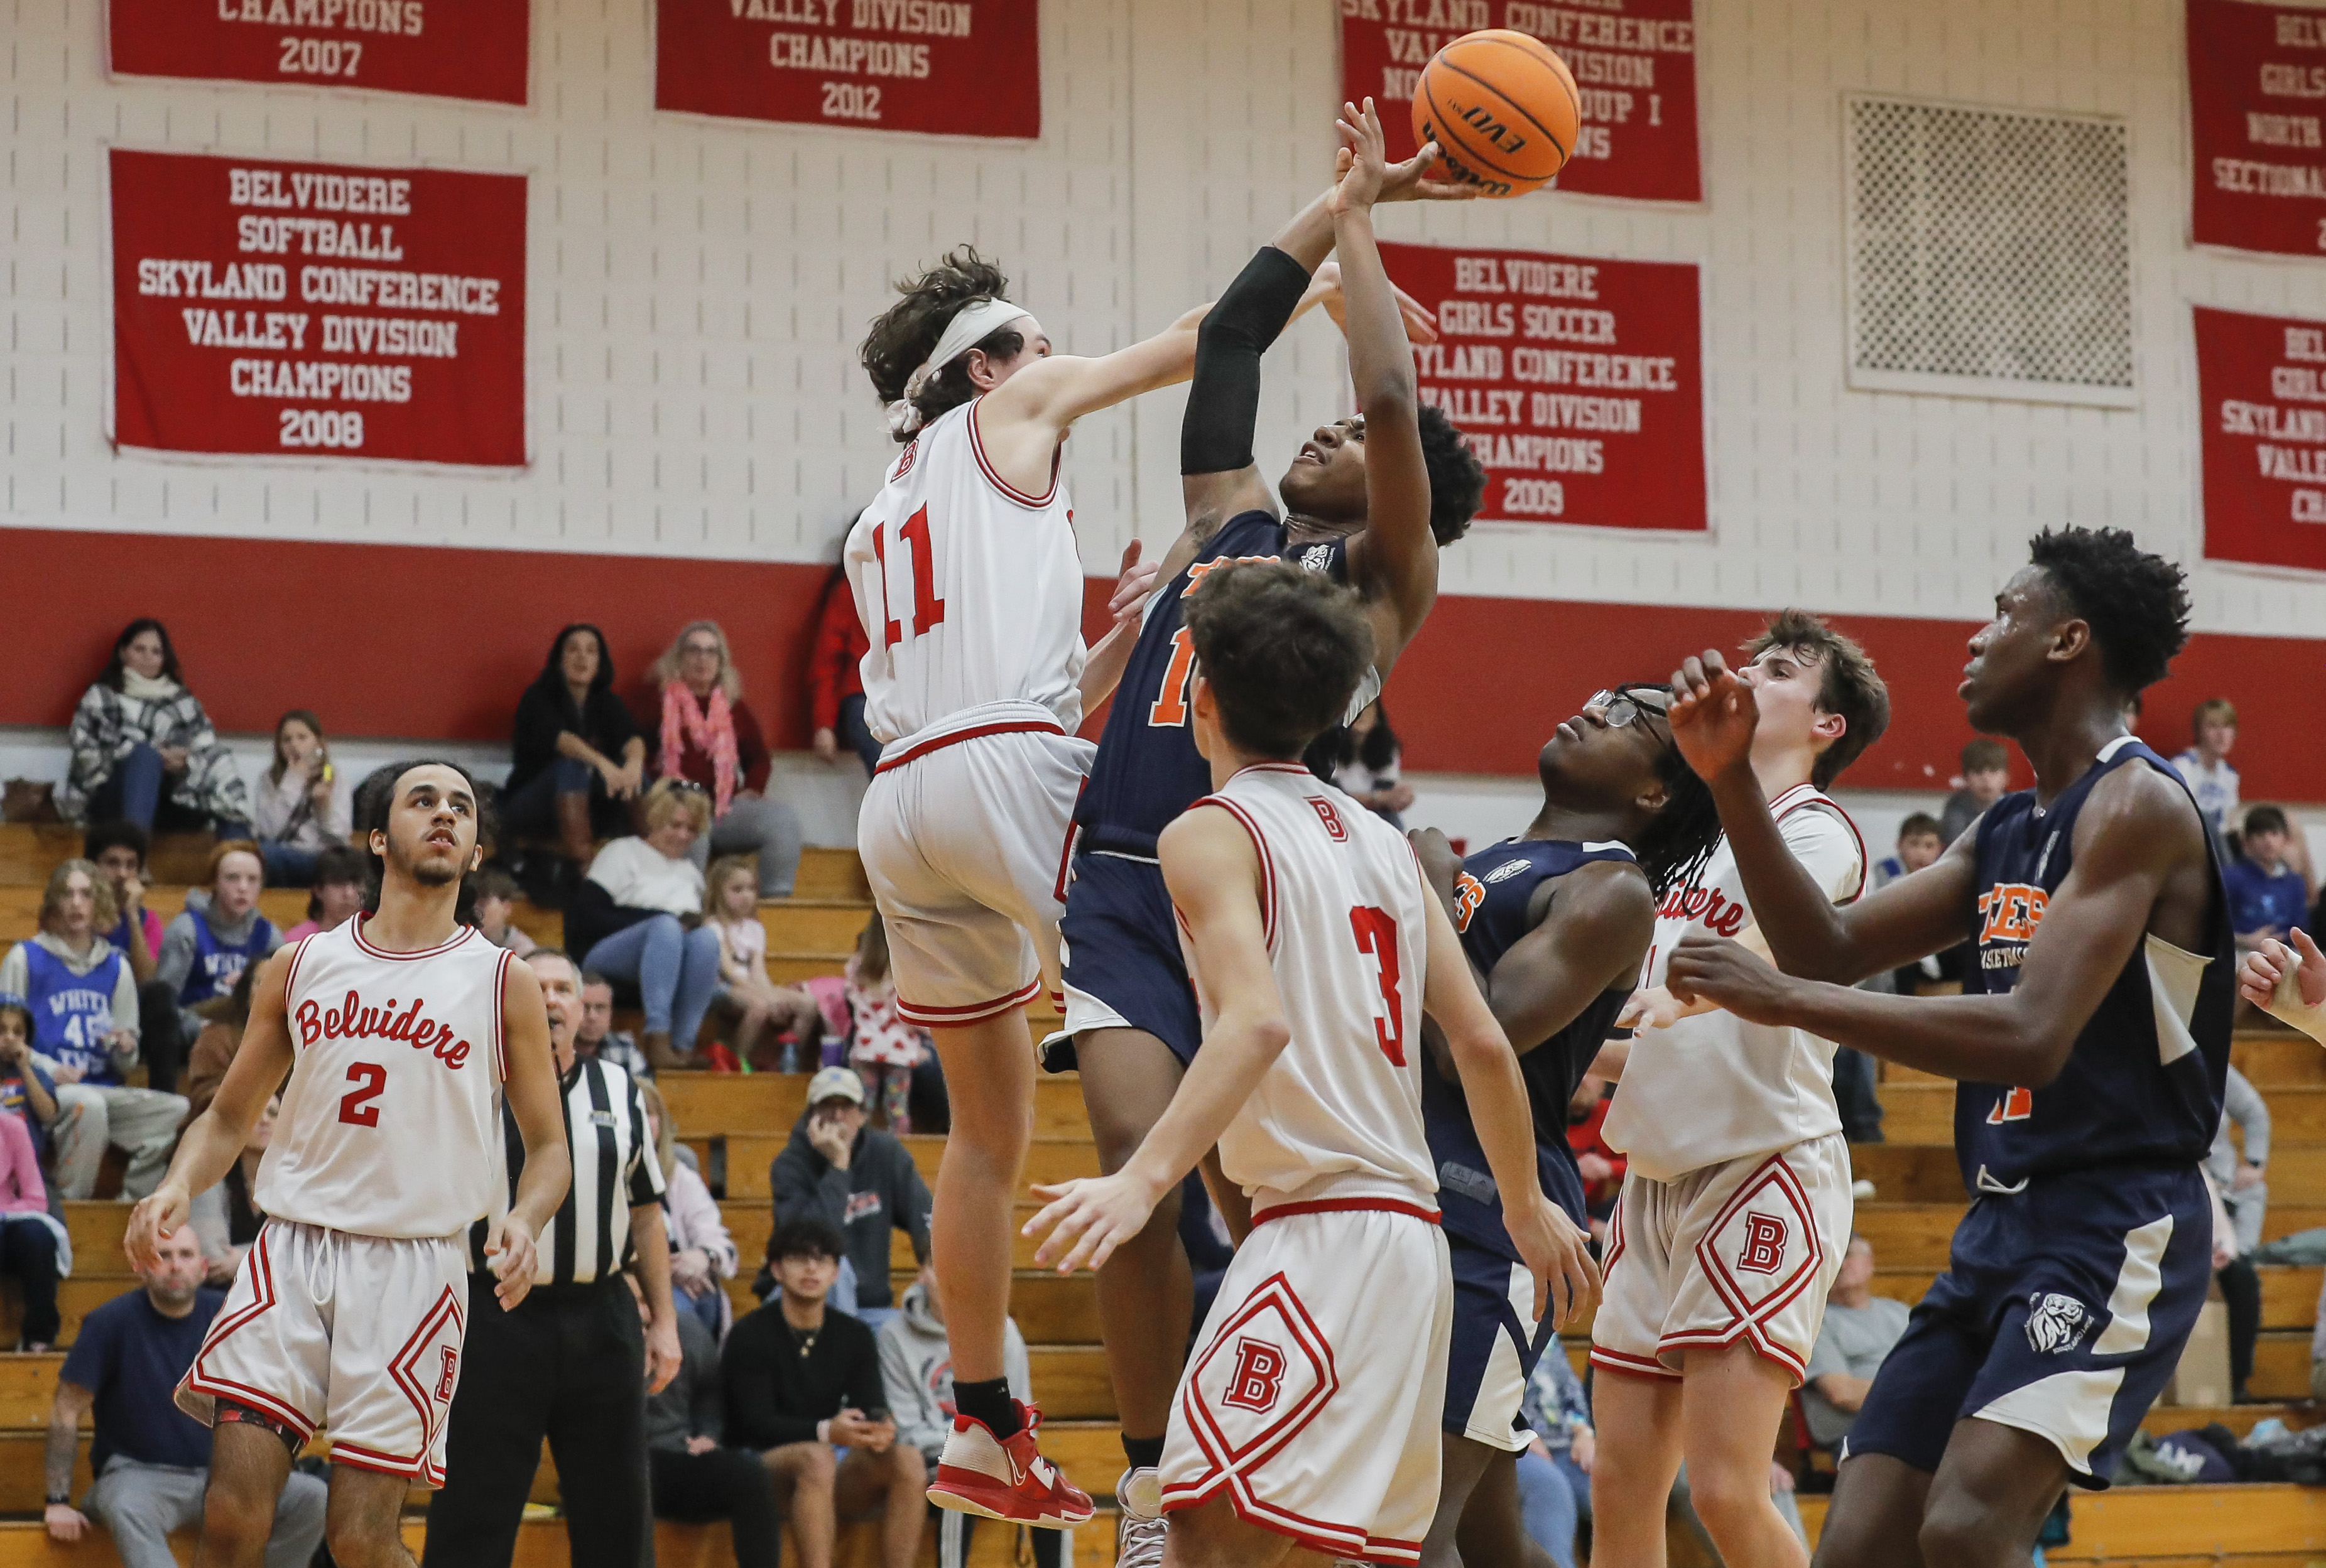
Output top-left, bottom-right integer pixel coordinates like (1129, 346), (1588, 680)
(425, 948), (684, 1568)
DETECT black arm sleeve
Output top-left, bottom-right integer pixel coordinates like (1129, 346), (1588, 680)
(1181, 246), (1316, 477)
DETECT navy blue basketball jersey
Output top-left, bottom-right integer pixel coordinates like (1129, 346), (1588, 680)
(1955, 737), (2232, 1195)
(1075, 512), (1350, 856)
(1425, 837), (1641, 1256)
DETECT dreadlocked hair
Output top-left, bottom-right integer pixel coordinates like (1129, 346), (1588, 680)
(1417, 405), (1486, 545)
(2026, 526), (2192, 695)
(1631, 738), (1724, 899)
(860, 246), (1026, 440)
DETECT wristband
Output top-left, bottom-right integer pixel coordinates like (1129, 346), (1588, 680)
(46, 1492), (70, 1507)
(816, 1419), (832, 1444)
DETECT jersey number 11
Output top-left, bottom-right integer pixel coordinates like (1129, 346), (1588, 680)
(871, 505), (947, 647)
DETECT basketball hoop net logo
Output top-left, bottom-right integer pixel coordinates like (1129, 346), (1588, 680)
(435, 1347), (460, 1402)
(1735, 1213), (1788, 1275)
(1221, 1337), (1289, 1414)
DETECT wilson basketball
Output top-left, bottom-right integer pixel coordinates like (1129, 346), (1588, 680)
(1411, 30), (1581, 197)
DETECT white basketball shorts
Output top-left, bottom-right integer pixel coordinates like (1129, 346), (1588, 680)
(857, 701), (1094, 1028)
(1160, 1200), (1453, 1565)
(175, 1219), (470, 1487)
(1590, 1132), (1854, 1386)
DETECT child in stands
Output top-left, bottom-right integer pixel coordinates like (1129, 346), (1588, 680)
(706, 856), (823, 1071)
(845, 917), (924, 1133)
(470, 866), (538, 956)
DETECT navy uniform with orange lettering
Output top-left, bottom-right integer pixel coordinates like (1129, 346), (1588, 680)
(1052, 517), (1359, 1066)
(1845, 736), (2231, 1488)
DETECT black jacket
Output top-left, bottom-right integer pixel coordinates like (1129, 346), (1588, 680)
(766, 1117), (930, 1311)
(720, 1302), (884, 1450)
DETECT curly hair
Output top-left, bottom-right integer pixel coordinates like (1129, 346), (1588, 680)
(860, 246), (1027, 440)
(1633, 728), (1724, 899)
(1417, 405), (1486, 545)
(2027, 526), (2192, 695)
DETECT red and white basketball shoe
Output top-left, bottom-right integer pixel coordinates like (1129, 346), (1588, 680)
(926, 1401), (1095, 1525)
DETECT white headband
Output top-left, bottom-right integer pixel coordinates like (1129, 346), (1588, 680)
(886, 297), (1035, 436)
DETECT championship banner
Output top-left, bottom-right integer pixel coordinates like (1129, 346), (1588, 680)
(656, 0), (1039, 139)
(109, 0), (530, 105)
(2195, 305), (2326, 572)
(110, 149), (527, 468)
(2189, 0), (2326, 257)
(1340, 0), (1700, 203)
(1381, 241), (1704, 532)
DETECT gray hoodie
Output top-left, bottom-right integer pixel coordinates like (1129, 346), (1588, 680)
(876, 1278), (1030, 1464)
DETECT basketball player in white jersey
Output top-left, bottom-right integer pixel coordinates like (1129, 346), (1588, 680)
(1584, 616), (1888, 1568)
(124, 762), (572, 1568)
(848, 231), (1231, 1522)
(1025, 555), (1592, 1568)
(2243, 927), (2326, 1041)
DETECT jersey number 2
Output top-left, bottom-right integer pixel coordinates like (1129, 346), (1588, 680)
(339, 1061), (386, 1127)
(1349, 906), (1406, 1066)
(872, 504), (946, 647)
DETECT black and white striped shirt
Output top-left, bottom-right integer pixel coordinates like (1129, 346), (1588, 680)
(469, 1057), (666, 1287)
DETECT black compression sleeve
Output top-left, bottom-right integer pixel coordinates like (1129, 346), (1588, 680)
(1181, 246), (1315, 477)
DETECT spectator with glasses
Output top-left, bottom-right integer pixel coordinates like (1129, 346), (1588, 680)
(568, 779), (723, 1072)
(651, 621), (805, 899)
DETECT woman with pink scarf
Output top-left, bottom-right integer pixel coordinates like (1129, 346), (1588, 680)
(651, 622), (805, 898)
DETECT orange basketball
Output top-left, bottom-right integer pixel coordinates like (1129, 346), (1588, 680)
(1411, 30), (1581, 197)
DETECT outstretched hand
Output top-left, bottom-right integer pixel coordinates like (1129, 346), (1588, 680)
(1301, 262), (1440, 345)
(1668, 651), (1760, 784)
(1665, 935), (1802, 1026)
(1330, 99), (1391, 215)
(1378, 140), (1479, 205)
(2242, 928), (2326, 1020)
(1106, 539), (1160, 629)
(1023, 1172), (1164, 1275)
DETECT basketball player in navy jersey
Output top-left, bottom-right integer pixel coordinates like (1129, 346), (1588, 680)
(1658, 527), (2230, 1567)
(1411, 684), (1723, 1568)
(1052, 100), (1486, 1559)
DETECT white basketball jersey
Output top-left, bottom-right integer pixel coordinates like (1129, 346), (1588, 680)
(1604, 783), (1867, 1182)
(1178, 765), (1437, 1210)
(846, 399), (1089, 746)
(258, 917), (512, 1240)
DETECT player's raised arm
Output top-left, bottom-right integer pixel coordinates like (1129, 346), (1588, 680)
(1418, 876), (1599, 1326)
(979, 300), (1213, 451)
(124, 946), (298, 1269)
(1023, 805), (1289, 1275)
(1668, 650), (1972, 982)
(1669, 762), (2204, 1086)
(487, 956), (572, 1309)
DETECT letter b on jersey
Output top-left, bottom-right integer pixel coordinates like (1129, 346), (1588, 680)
(1735, 1213), (1788, 1275)
(1222, 1338), (1289, 1414)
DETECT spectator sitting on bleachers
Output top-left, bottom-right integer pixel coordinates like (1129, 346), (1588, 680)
(1939, 738), (2011, 846)
(155, 840), (280, 1053)
(768, 1067), (930, 1331)
(722, 1218), (925, 1568)
(2174, 697), (2241, 854)
(1802, 1235), (1910, 1450)
(2, 861), (186, 1201)
(2210, 1065), (2271, 1403)
(180, 963), (257, 1128)
(577, 973), (653, 1079)
(43, 1225), (325, 1568)
(187, 1093), (275, 1289)
(1869, 811), (1959, 1005)
(637, 1270), (781, 1568)
(879, 1261), (1060, 1568)
(1513, 1341), (1592, 1568)
(0, 1068), (63, 1349)
(84, 821), (185, 1096)
(277, 845), (365, 944)
(2227, 806), (2312, 956)
(0, 993), (63, 1184)
(248, 710), (349, 888)
(707, 857), (823, 1072)
(639, 1079), (739, 1340)
(1318, 700), (1413, 828)
(469, 867), (537, 956)
(844, 917), (924, 1135)
(503, 622), (645, 870)
(568, 779), (722, 1073)
(655, 620), (804, 899)
(808, 561), (881, 774)
(59, 619), (253, 839)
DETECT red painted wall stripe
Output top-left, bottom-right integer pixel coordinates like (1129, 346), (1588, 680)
(4, 528), (2317, 803)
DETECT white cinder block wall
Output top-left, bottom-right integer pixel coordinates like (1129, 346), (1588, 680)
(7, 0), (2326, 642)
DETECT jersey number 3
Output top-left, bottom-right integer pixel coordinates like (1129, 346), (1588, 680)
(1350, 907), (1406, 1066)
(339, 1061), (386, 1128)
(872, 504), (946, 648)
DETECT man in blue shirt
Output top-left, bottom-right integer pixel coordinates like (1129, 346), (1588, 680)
(2225, 805), (2312, 952)
(42, 1226), (325, 1568)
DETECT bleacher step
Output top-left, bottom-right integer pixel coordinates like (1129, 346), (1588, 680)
(1798, 1483), (2326, 1559)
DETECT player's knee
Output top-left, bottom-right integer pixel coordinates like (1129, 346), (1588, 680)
(200, 1488), (274, 1557)
(323, 1512), (398, 1568)
(1682, 1461), (1769, 1542)
(1916, 1484), (2021, 1567)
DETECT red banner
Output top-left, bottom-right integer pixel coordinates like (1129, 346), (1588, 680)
(2188, 0), (2326, 257)
(110, 149), (527, 468)
(1380, 241), (1704, 532)
(656, 0), (1038, 138)
(2195, 305), (2326, 572)
(1340, 1), (1700, 203)
(108, 0), (529, 105)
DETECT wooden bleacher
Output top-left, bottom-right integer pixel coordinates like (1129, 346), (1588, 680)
(5, 821), (2326, 1566)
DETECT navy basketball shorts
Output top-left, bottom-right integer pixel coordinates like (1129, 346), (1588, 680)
(1442, 1235), (1558, 1451)
(1058, 851), (1204, 1065)
(1845, 1163), (2212, 1489)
